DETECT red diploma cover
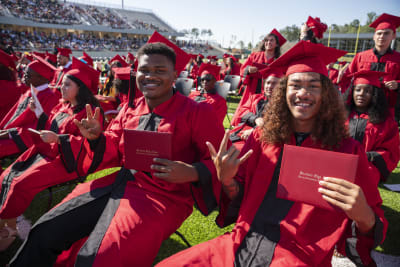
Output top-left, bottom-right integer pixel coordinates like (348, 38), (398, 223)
(123, 129), (172, 172)
(277, 144), (359, 211)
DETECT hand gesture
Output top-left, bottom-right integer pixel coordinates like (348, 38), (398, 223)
(151, 158), (198, 183)
(73, 104), (102, 140)
(206, 130), (253, 186)
(248, 66), (258, 74)
(318, 177), (376, 233)
(39, 130), (59, 144)
(384, 80), (398, 91)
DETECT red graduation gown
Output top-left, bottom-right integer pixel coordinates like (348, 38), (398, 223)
(345, 49), (400, 107)
(188, 90), (227, 125)
(0, 85), (59, 157)
(157, 129), (387, 267)
(15, 92), (224, 266)
(232, 52), (275, 126)
(346, 111), (400, 181)
(0, 103), (103, 219)
(0, 80), (22, 121)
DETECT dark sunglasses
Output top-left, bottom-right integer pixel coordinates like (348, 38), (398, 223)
(201, 77), (212, 82)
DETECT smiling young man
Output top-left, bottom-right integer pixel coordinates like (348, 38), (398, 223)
(9, 43), (224, 267)
(339, 13), (400, 118)
(156, 41), (387, 267)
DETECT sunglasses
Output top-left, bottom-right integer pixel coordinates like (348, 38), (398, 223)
(201, 77), (212, 82)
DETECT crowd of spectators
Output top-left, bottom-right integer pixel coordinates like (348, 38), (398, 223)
(0, 29), (211, 55)
(2, 0), (80, 25)
(0, 29), (150, 51)
(0, 0), (171, 32)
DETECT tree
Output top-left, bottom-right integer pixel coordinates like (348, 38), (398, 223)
(366, 12), (377, 25)
(191, 28), (199, 40)
(207, 29), (213, 37)
(237, 40), (245, 50)
(280, 25), (300, 42)
(247, 42), (253, 50)
(201, 29), (208, 38)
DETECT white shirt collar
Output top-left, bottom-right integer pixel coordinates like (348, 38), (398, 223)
(63, 61), (72, 69)
(35, 83), (49, 92)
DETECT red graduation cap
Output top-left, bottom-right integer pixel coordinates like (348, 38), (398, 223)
(79, 51), (94, 67)
(198, 63), (221, 80)
(306, 16), (328, 39)
(211, 56), (218, 60)
(223, 53), (229, 58)
(369, 13), (400, 33)
(270, 28), (287, 46)
(127, 52), (135, 61)
(45, 51), (57, 64)
(28, 54), (57, 81)
(206, 55), (212, 60)
(269, 41), (347, 77)
(347, 70), (387, 88)
(109, 54), (129, 67)
(198, 54), (204, 59)
(57, 47), (72, 58)
(24, 52), (34, 62)
(32, 51), (46, 59)
(260, 66), (284, 79)
(65, 57), (100, 94)
(113, 66), (131, 80)
(0, 49), (16, 71)
(147, 31), (191, 75)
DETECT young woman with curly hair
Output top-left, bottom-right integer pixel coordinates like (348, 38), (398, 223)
(343, 70), (399, 181)
(157, 41), (387, 267)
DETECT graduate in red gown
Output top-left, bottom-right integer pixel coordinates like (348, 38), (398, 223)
(338, 13), (400, 118)
(0, 50), (22, 121)
(229, 67), (283, 150)
(188, 63), (227, 125)
(0, 57), (102, 251)
(343, 70), (400, 182)
(9, 41), (224, 267)
(232, 29), (286, 125)
(0, 55), (59, 159)
(220, 54), (241, 80)
(157, 41), (386, 267)
(50, 48), (73, 98)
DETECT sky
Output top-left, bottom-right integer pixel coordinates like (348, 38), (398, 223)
(72, 0), (400, 47)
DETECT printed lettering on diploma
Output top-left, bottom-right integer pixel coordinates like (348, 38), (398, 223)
(136, 148), (159, 157)
(297, 171), (322, 182)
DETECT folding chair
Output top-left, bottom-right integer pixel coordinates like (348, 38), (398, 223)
(175, 78), (194, 96)
(224, 75), (241, 94)
(179, 70), (189, 78)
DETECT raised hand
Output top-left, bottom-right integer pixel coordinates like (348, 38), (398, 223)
(73, 104), (102, 140)
(318, 177), (376, 233)
(206, 130), (253, 190)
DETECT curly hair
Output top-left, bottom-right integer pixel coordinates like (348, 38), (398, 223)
(343, 84), (389, 124)
(262, 74), (349, 148)
(256, 33), (281, 58)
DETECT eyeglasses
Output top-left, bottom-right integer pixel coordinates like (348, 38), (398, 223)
(201, 77), (212, 82)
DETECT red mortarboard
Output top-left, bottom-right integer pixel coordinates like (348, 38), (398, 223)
(57, 47), (72, 58)
(347, 70), (387, 88)
(198, 63), (221, 80)
(79, 51), (94, 67)
(260, 66), (284, 79)
(127, 52), (135, 61)
(206, 55), (212, 60)
(65, 57), (100, 94)
(369, 13), (400, 33)
(147, 31), (191, 75)
(270, 28), (287, 46)
(211, 56), (218, 60)
(109, 54), (129, 67)
(113, 66), (131, 80)
(0, 49), (16, 70)
(269, 41), (347, 77)
(28, 54), (57, 81)
(45, 51), (57, 64)
(198, 54), (204, 59)
(32, 51), (46, 58)
(306, 16), (328, 39)
(223, 53), (229, 58)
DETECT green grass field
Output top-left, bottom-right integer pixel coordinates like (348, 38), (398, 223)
(1, 95), (399, 266)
